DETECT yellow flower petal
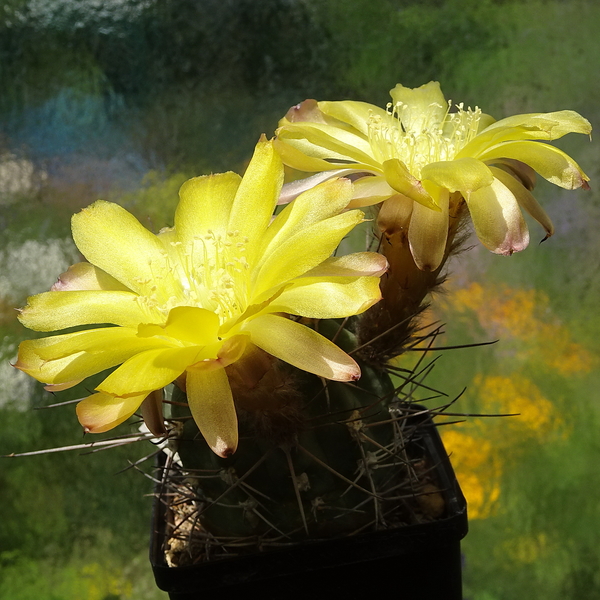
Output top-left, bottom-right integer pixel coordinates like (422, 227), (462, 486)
(31, 327), (163, 361)
(421, 157), (494, 196)
(303, 253), (388, 278)
(466, 177), (529, 255)
(408, 186), (449, 271)
(72, 200), (180, 298)
(273, 137), (353, 172)
(267, 276), (382, 319)
(18, 290), (154, 332)
(51, 262), (131, 292)
(15, 329), (169, 385)
(175, 172), (241, 244)
(490, 167), (554, 239)
(476, 112), (497, 133)
(478, 141), (589, 189)
(382, 159), (439, 210)
(473, 110), (591, 148)
(348, 176), (396, 208)
(252, 210), (365, 299)
(228, 138), (283, 265)
(278, 169), (357, 205)
(244, 314), (360, 381)
(389, 81), (447, 131)
(15, 338), (89, 384)
(76, 391), (148, 433)
(261, 177), (353, 259)
(97, 346), (203, 396)
(318, 100), (389, 136)
(23, 351), (94, 387)
(138, 306), (220, 346)
(186, 367), (238, 458)
(277, 122), (378, 168)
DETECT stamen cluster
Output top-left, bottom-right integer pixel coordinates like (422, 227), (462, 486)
(367, 101), (482, 178)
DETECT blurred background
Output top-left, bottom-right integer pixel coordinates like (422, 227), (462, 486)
(1, 0), (599, 598)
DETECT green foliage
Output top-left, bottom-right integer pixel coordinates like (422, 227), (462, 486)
(129, 88), (303, 174)
(134, 0), (332, 97)
(0, 392), (164, 598)
(313, 0), (500, 103)
(0, 548), (166, 600)
(448, 0), (600, 115)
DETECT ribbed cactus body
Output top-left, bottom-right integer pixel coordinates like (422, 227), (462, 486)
(170, 344), (442, 556)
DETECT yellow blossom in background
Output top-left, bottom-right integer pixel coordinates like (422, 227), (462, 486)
(473, 374), (562, 438)
(276, 81), (590, 270)
(78, 563), (133, 600)
(14, 139), (387, 457)
(500, 533), (551, 565)
(442, 429), (501, 520)
(448, 283), (595, 375)
(442, 373), (567, 520)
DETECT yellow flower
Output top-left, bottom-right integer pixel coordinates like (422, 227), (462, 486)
(276, 81), (591, 270)
(15, 139), (386, 457)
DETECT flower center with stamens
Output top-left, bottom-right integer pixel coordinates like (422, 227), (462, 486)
(368, 100), (482, 178)
(143, 229), (251, 324)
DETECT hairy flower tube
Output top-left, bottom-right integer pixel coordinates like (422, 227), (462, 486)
(275, 81), (591, 271)
(15, 139), (387, 457)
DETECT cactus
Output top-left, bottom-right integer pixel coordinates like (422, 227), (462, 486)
(160, 316), (449, 567)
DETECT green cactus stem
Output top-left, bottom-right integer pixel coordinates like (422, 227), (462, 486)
(160, 321), (449, 567)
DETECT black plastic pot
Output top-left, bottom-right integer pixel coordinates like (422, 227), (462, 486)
(150, 412), (468, 599)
